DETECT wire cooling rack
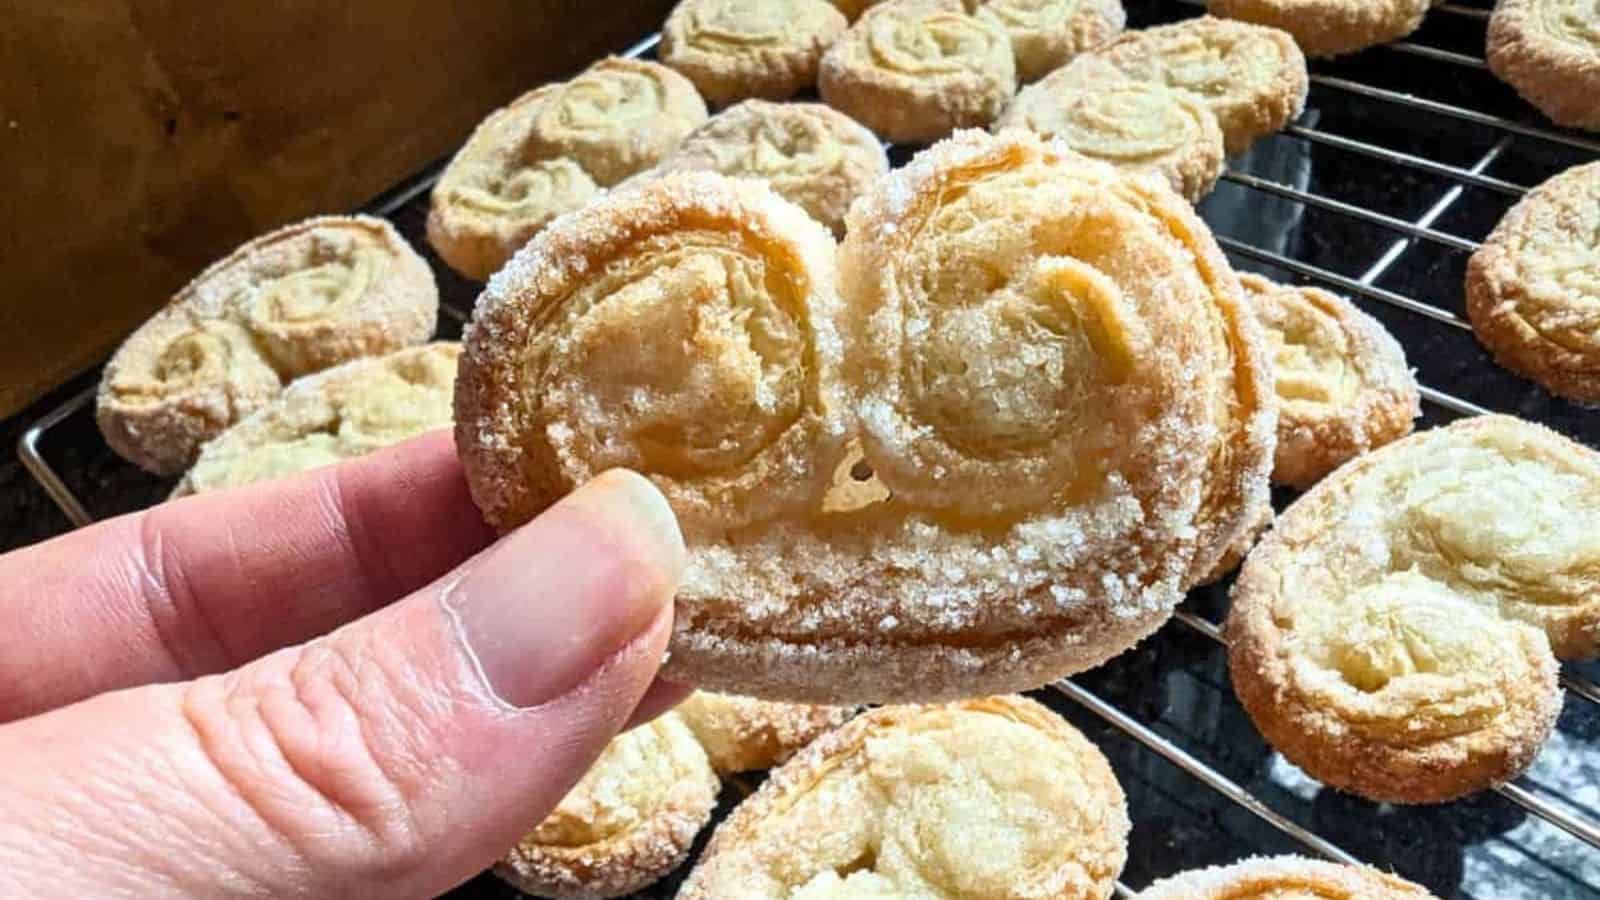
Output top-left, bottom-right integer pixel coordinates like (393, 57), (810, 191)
(15, 2), (1600, 896)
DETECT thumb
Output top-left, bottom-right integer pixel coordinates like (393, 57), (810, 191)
(0, 470), (685, 900)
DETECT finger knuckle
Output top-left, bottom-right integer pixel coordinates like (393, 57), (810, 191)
(180, 636), (453, 884)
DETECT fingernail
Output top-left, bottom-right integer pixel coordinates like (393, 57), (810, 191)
(443, 470), (686, 710)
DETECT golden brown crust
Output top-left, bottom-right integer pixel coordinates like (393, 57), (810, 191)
(998, 69), (1226, 202)
(1209, 0), (1431, 58)
(644, 100), (890, 236)
(494, 713), (720, 899)
(427, 58), (707, 282)
(819, 0), (1017, 144)
(1466, 160), (1600, 403)
(976, 0), (1128, 81)
(97, 215), (437, 475)
(1487, 0), (1600, 130)
(662, 0), (849, 106)
(675, 691), (856, 773)
(172, 343), (458, 497)
(832, 0), (884, 18)
(1238, 273), (1419, 488)
(1072, 16), (1308, 155)
(678, 696), (1129, 899)
(1226, 415), (1598, 803)
(1137, 855), (1436, 899)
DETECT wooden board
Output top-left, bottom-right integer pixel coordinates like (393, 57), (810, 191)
(0, 0), (675, 419)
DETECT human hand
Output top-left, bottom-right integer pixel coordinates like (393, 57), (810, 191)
(0, 431), (687, 898)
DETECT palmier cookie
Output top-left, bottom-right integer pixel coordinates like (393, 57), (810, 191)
(1226, 415), (1600, 802)
(427, 58), (707, 282)
(997, 75), (1226, 202)
(677, 691), (856, 773)
(456, 131), (1273, 703)
(819, 0), (1017, 143)
(1138, 856), (1436, 899)
(97, 216), (437, 475)
(1074, 16), (1307, 155)
(662, 0), (848, 107)
(1209, 0), (1430, 58)
(1488, 0), (1600, 130)
(495, 711), (720, 899)
(1466, 160), (1600, 403)
(173, 343), (458, 497)
(1239, 273), (1418, 488)
(679, 696), (1129, 898)
(645, 100), (889, 236)
(976, 0), (1128, 82)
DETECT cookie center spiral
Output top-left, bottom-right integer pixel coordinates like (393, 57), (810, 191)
(1267, 293), (1356, 405)
(869, 8), (1000, 74)
(452, 159), (596, 219)
(536, 236), (809, 481)
(541, 67), (663, 136)
(912, 258), (1137, 458)
(689, 0), (792, 44)
(1537, 0), (1600, 47)
(733, 116), (843, 179)
(246, 245), (378, 325)
(1139, 32), (1273, 102)
(1035, 83), (1200, 162)
(1400, 447), (1600, 608)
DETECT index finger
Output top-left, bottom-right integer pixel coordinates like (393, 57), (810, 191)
(0, 429), (496, 722)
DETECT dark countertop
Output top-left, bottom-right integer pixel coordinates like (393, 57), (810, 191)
(2, 1), (1597, 897)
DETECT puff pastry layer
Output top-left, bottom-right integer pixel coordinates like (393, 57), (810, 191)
(678, 696), (1129, 899)
(1228, 415), (1597, 802)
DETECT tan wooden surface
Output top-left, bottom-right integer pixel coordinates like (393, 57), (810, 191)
(0, 1), (675, 419)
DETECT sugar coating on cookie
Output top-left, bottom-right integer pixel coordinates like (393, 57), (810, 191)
(819, 0), (1017, 144)
(1488, 0), (1600, 130)
(1137, 855), (1437, 898)
(661, 0), (849, 106)
(676, 691), (856, 773)
(1209, 0), (1431, 58)
(495, 712), (720, 899)
(644, 99), (889, 235)
(1227, 415), (1596, 803)
(1238, 273), (1418, 488)
(975, 0), (1128, 81)
(678, 696), (1130, 899)
(1070, 16), (1308, 155)
(97, 215), (438, 475)
(1466, 160), (1600, 403)
(998, 74), (1225, 201)
(173, 343), (459, 497)
(427, 58), (706, 281)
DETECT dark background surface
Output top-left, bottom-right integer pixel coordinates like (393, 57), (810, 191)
(2, 1), (1597, 897)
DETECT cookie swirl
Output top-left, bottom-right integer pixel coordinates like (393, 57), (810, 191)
(456, 173), (848, 538)
(647, 100), (889, 235)
(1079, 16), (1308, 154)
(495, 712), (720, 900)
(175, 343), (459, 497)
(678, 696), (1130, 900)
(1228, 415), (1596, 802)
(976, 0), (1128, 81)
(97, 215), (437, 475)
(1466, 160), (1600, 402)
(999, 76), (1225, 201)
(1238, 273), (1418, 488)
(820, 0), (1017, 143)
(661, 0), (848, 106)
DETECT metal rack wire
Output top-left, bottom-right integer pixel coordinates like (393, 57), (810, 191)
(14, 6), (1600, 897)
